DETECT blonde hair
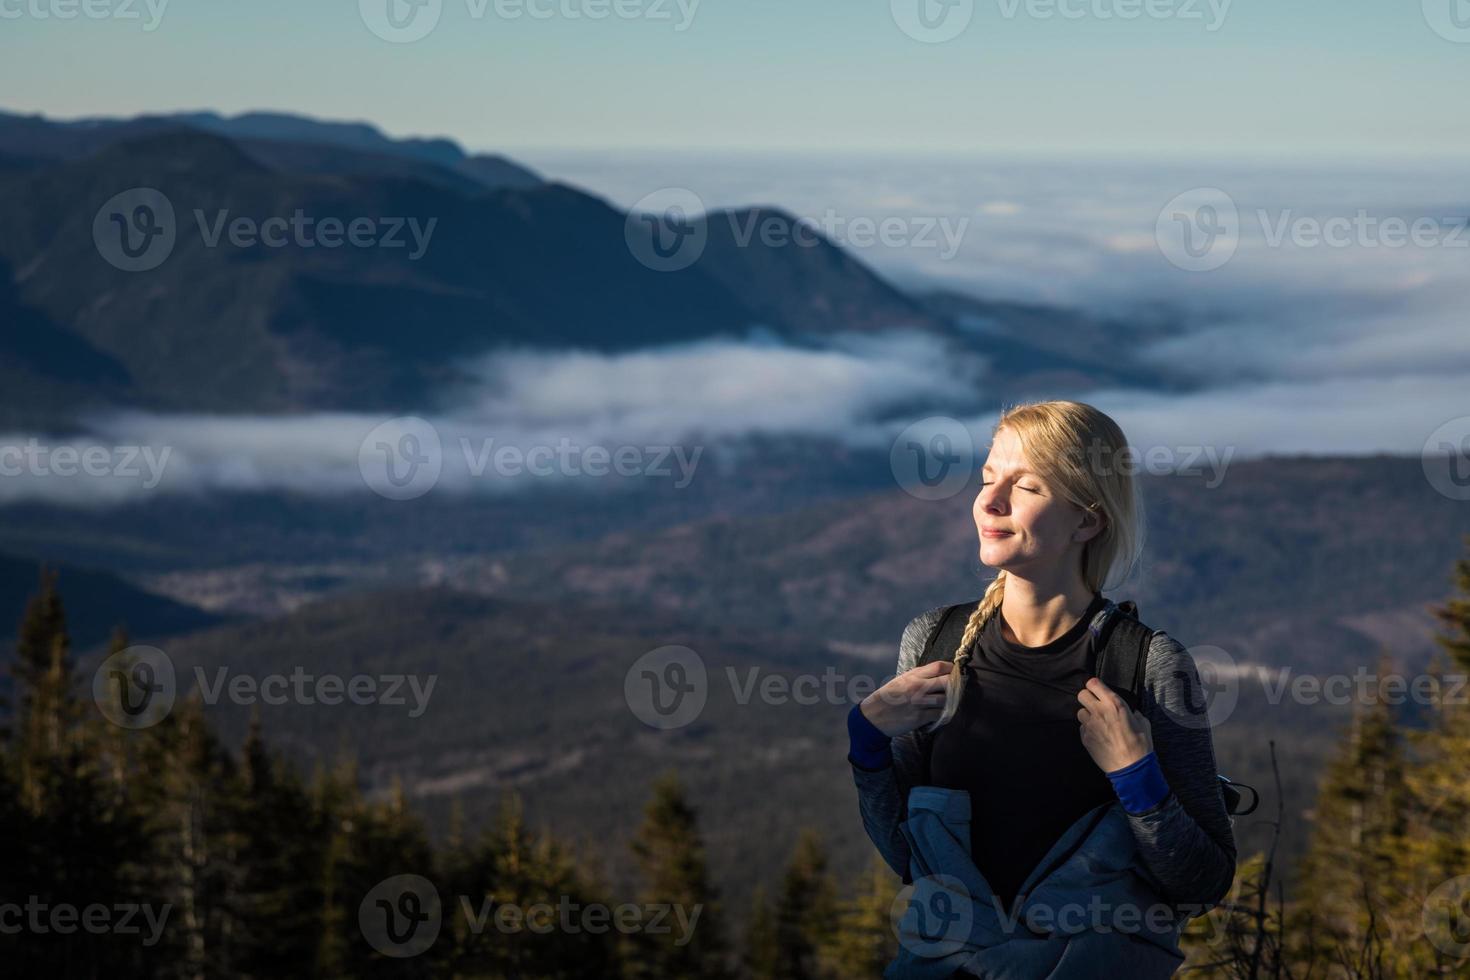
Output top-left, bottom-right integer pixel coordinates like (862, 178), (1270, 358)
(924, 400), (1145, 733)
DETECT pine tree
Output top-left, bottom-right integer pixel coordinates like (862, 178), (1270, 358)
(439, 789), (623, 978)
(1289, 661), (1408, 970)
(126, 693), (248, 979)
(626, 770), (732, 980)
(1391, 534), (1470, 975)
(13, 567), (80, 810)
(744, 883), (781, 980)
(310, 758), (363, 977)
(1429, 533), (1470, 674)
(231, 712), (325, 978)
(767, 829), (840, 979)
(4, 574), (152, 978)
(822, 856), (899, 979)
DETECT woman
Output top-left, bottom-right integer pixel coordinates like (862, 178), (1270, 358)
(848, 400), (1236, 978)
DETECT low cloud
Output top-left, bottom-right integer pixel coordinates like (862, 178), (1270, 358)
(0, 332), (984, 506)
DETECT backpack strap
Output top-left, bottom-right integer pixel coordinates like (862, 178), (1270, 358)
(1092, 599), (1154, 713)
(917, 600), (980, 669)
(912, 600), (978, 786)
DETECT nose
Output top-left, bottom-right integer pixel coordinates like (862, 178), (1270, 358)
(977, 481), (1007, 514)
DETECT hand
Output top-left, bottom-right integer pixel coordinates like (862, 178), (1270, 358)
(860, 661), (954, 737)
(1076, 677), (1153, 773)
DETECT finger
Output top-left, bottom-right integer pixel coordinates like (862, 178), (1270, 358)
(1076, 685), (1105, 710)
(882, 677), (950, 704)
(913, 661), (955, 678)
(1083, 677), (1123, 713)
(1076, 707), (1091, 724)
(918, 675), (955, 695)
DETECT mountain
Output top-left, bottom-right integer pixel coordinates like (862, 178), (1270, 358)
(0, 108), (542, 192)
(695, 207), (946, 335)
(0, 124), (957, 428)
(172, 110), (542, 189)
(0, 108), (1191, 435)
(0, 551), (223, 653)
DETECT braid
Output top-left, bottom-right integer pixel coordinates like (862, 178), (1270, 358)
(923, 571), (1007, 733)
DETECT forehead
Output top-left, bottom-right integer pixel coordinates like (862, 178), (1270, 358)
(981, 437), (1040, 476)
(981, 459), (1039, 477)
(982, 434), (1037, 475)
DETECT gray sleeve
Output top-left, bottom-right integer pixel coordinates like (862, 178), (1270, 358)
(1124, 630), (1239, 916)
(850, 605), (947, 883)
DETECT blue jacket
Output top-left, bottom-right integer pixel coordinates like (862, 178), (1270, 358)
(888, 785), (1187, 979)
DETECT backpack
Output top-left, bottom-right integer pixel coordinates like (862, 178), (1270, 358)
(913, 597), (1259, 817)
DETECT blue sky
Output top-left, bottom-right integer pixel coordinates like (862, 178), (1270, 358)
(2, 0), (1467, 157)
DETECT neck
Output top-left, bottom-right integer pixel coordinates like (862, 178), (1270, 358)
(997, 573), (1098, 648)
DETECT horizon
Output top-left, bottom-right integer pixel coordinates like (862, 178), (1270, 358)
(8, 104), (1470, 169)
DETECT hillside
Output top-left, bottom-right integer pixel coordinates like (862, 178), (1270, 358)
(122, 586), (889, 926)
(0, 122), (952, 429)
(93, 456), (1470, 923)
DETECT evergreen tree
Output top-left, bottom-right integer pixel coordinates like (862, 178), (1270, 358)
(441, 790), (623, 978)
(744, 884), (781, 980)
(231, 712), (326, 978)
(1288, 662), (1408, 970)
(822, 856), (899, 979)
(626, 771), (732, 980)
(13, 567), (80, 810)
(1392, 535), (1470, 975)
(3, 572), (152, 978)
(128, 694), (247, 979)
(765, 829), (839, 980)
(1429, 534), (1470, 674)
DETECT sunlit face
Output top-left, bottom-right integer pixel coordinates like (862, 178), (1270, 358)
(972, 427), (1100, 572)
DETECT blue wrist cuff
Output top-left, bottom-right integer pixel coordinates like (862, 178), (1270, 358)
(1107, 751), (1170, 814)
(847, 702), (892, 771)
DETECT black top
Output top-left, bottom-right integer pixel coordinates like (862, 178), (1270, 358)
(927, 592), (1116, 914)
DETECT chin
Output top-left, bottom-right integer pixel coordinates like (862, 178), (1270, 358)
(977, 542), (1010, 568)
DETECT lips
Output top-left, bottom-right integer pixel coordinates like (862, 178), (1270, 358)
(981, 528), (1013, 537)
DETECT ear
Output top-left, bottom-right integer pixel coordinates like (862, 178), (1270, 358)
(1073, 503), (1106, 545)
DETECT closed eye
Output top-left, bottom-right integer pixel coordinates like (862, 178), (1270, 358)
(980, 480), (1042, 494)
